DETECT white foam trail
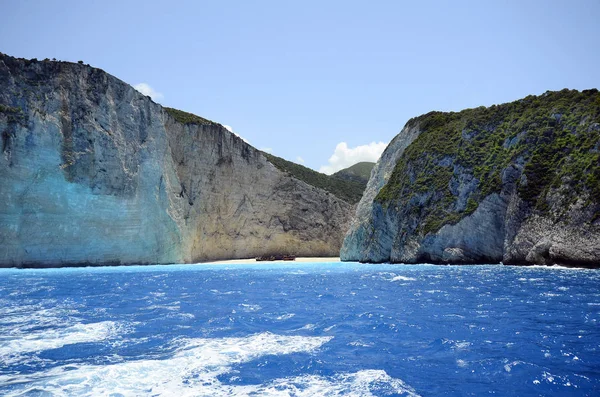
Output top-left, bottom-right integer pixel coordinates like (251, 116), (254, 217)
(175, 332), (332, 367)
(0, 321), (122, 364)
(223, 370), (420, 397)
(0, 332), (339, 396)
(2, 332), (419, 396)
(0, 305), (80, 330)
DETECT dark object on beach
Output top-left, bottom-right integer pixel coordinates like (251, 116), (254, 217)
(256, 255), (296, 261)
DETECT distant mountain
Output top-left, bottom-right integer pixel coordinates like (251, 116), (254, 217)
(262, 153), (367, 205)
(332, 162), (375, 185)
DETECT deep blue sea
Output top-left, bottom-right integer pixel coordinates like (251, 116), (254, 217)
(1, 262), (599, 396)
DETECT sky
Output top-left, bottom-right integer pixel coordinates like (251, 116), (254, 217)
(1, 0), (599, 174)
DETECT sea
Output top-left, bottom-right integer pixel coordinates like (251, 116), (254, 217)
(0, 262), (599, 396)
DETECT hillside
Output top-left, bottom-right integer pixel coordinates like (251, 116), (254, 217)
(262, 153), (366, 205)
(341, 89), (600, 267)
(332, 162), (375, 185)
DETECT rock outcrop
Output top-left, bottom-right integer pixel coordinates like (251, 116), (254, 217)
(341, 89), (600, 267)
(0, 54), (353, 267)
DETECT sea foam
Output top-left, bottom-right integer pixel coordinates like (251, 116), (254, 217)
(0, 321), (123, 365)
(0, 332), (417, 396)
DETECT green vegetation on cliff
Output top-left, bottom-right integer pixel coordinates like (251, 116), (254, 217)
(0, 104), (21, 114)
(332, 162), (375, 185)
(263, 153), (366, 204)
(164, 107), (216, 126)
(0, 103), (25, 125)
(375, 89), (600, 235)
(163, 105), (368, 205)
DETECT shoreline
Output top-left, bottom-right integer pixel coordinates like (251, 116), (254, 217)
(3, 258), (597, 270)
(206, 257), (341, 265)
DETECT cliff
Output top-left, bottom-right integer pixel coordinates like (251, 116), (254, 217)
(0, 54), (353, 267)
(341, 89), (600, 267)
(263, 153), (368, 204)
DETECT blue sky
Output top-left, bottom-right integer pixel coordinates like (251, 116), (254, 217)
(1, 0), (598, 173)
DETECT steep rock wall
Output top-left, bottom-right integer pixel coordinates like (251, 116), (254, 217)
(340, 122), (422, 262)
(341, 90), (600, 267)
(0, 55), (352, 267)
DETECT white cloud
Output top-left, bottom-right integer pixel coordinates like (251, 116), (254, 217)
(296, 156), (305, 164)
(319, 141), (387, 175)
(133, 83), (164, 102)
(223, 125), (233, 133)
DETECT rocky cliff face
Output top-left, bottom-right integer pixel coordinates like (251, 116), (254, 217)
(0, 54), (353, 267)
(341, 89), (600, 267)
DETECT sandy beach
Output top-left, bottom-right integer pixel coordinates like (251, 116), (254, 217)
(208, 257), (341, 264)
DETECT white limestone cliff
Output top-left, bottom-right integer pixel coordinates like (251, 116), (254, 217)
(0, 55), (353, 267)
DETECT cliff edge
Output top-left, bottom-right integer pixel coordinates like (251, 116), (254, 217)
(0, 54), (353, 267)
(341, 89), (600, 267)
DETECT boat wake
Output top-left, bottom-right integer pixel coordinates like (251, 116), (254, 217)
(1, 331), (418, 396)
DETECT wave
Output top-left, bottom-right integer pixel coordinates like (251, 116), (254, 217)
(0, 321), (124, 365)
(391, 275), (417, 282)
(0, 332), (418, 396)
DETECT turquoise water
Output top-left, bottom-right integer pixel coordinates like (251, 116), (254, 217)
(0, 262), (599, 396)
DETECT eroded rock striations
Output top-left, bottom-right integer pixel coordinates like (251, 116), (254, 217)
(0, 54), (353, 267)
(341, 89), (600, 267)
